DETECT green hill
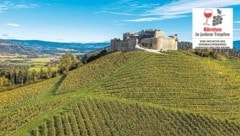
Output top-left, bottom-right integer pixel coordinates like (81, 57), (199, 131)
(0, 51), (240, 136)
(30, 99), (240, 136)
(58, 51), (240, 121)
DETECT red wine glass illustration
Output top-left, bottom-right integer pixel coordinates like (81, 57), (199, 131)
(204, 9), (212, 25)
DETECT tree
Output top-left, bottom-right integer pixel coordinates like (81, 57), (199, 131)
(0, 77), (3, 86)
(31, 69), (38, 82)
(59, 52), (79, 74)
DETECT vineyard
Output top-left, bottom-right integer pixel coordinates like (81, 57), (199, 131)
(30, 99), (240, 136)
(0, 50), (240, 135)
(0, 77), (60, 109)
(96, 51), (240, 121)
(57, 51), (152, 94)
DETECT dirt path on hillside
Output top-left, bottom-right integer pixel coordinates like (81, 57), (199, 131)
(135, 44), (163, 54)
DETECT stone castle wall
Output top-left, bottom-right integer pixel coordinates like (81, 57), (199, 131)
(110, 37), (138, 51)
(111, 30), (177, 52)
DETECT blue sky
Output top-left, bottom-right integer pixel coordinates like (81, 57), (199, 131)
(0, 0), (239, 42)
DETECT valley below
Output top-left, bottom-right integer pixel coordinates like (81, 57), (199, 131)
(0, 50), (240, 135)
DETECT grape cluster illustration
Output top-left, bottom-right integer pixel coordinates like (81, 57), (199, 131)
(212, 9), (223, 26)
(212, 15), (223, 26)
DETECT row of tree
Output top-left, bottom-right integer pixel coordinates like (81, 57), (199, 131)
(0, 68), (57, 87)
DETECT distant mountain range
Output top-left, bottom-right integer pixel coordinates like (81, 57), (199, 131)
(2, 39), (110, 55)
(0, 39), (239, 56)
(10, 40), (110, 54)
(0, 39), (38, 55)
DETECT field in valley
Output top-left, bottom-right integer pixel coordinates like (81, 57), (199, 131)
(0, 51), (240, 136)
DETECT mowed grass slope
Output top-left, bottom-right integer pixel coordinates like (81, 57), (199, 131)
(0, 50), (240, 136)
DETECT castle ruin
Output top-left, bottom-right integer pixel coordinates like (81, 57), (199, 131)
(110, 29), (178, 52)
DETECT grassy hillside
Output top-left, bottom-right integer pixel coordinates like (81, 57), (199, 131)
(57, 51), (151, 94)
(0, 50), (240, 135)
(96, 51), (240, 121)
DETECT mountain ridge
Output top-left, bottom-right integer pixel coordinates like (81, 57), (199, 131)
(10, 39), (110, 53)
(0, 39), (239, 55)
(0, 39), (38, 55)
(0, 39), (110, 55)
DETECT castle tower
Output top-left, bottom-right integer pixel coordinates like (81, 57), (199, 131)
(154, 30), (164, 38)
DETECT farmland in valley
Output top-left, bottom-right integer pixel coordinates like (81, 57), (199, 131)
(0, 51), (240, 136)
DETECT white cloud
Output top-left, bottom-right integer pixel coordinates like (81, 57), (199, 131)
(0, 2), (9, 12)
(145, 0), (240, 16)
(127, 0), (240, 22)
(123, 2), (160, 12)
(124, 15), (186, 22)
(116, 23), (125, 26)
(125, 17), (161, 22)
(96, 10), (134, 16)
(0, 1), (38, 13)
(2, 33), (8, 37)
(57, 38), (64, 41)
(1, 33), (13, 39)
(6, 23), (20, 27)
(234, 21), (240, 24)
(14, 4), (38, 9)
(0, 5), (7, 10)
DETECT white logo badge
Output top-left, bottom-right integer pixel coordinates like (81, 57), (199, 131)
(192, 8), (233, 49)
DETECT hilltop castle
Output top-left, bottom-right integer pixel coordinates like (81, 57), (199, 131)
(110, 29), (178, 52)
